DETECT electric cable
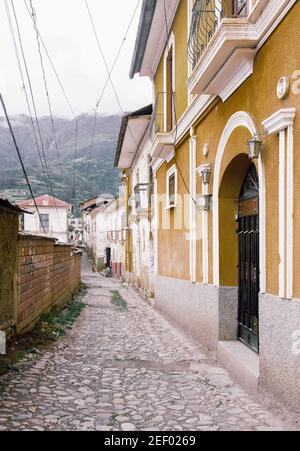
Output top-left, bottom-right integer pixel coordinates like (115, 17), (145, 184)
(0, 92), (47, 234)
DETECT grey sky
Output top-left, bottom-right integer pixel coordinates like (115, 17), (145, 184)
(0, 0), (152, 118)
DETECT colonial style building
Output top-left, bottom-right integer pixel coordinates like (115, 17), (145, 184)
(115, 105), (155, 298)
(128, 0), (300, 410)
(19, 194), (72, 243)
(80, 195), (126, 277)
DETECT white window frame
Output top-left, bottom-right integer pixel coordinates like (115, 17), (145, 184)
(166, 164), (178, 210)
(163, 32), (175, 133)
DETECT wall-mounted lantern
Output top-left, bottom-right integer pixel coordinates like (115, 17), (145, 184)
(196, 194), (212, 212)
(247, 136), (263, 160)
(197, 163), (211, 185)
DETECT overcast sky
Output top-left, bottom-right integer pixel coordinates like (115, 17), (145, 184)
(0, 0), (152, 118)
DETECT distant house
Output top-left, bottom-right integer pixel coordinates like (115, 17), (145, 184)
(18, 194), (72, 243)
(68, 217), (83, 244)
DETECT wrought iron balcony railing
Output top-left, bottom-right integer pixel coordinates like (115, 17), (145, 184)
(150, 92), (175, 142)
(188, 0), (249, 68)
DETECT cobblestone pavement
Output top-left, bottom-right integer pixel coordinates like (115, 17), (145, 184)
(0, 255), (298, 431)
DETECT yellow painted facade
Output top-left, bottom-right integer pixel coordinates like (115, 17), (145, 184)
(153, 0), (300, 298)
(154, 0), (188, 125)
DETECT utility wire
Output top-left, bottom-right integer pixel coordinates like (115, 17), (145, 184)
(82, 0), (141, 195)
(79, 0), (141, 122)
(11, 0), (64, 226)
(162, 0), (197, 207)
(0, 93), (46, 234)
(23, 0), (76, 119)
(72, 120), (79, 204)
(84, 0), (141, 148)
(23, 0), (79, 204)
(83, 106), (98, 194)
(4, 0), (45, 173)
(29, 0), (64, 182)
(84, 0), (149, 179)
(10, 0), (50, 178)
(29, 0), (65, 230)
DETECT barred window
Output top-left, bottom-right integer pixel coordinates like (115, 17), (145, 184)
(39, 213), (49, 234)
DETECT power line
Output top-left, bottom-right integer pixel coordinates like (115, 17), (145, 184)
(84, 0), (149, 175)
(72, 120), (79, 203)
(29, 0), (64, 182)
(23, 0), (79, 204)
(79, 0), (141, 122)
(23, 0), (77, 119)
(28, 0), (65, 230)
(4, 0), (45, 173)
(83, 107), (98, 194)
(0, 93), (47, 234)
(10, 0), (50, 177)
(81, 0), (142, 197)
(11, 0), (64, 226)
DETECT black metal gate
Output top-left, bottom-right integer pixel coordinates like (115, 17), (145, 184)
(237, 164), (259, 353)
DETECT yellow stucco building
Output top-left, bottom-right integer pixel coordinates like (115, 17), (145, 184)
(126, 0), (300, 410)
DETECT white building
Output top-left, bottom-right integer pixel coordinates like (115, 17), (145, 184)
(68, 217), (83, 244)
(114, 105), (155, 297)
(80, 195), (126, 277)
(19, 194), (72, 243)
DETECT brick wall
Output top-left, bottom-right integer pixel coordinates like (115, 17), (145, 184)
(0, 209), (18, 334)
(17, 235), (81, 333)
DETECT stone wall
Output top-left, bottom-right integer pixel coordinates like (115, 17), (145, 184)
(17, 235), (81, 333)
(154, 275), (238, 352)
(0, 209), (19, 335)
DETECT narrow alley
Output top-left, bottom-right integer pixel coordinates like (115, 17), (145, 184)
(0, 254), (297, 432)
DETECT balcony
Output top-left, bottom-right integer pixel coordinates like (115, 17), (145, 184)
(107, 230), (126, 244)
(187, 0), (288, 101)
(188, 0), (249, 69)
(149, 92), (175, 163)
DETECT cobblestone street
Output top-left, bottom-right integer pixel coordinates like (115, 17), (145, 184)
(0, 256), (298, 431)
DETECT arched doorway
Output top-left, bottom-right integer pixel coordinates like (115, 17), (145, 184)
(237, 163), (259, 352)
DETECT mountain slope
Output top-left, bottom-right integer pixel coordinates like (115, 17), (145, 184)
(0, 114), (122, 207)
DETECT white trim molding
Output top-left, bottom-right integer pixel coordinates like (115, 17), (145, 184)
(204, 48), (257, 102)
(166, 164), (178, 210)
(262, 108), (296, 299)
(202, 180), (209, 285)
(189, 132), (197, 283)
(163, 32), (176, 132)
(262, 108), (297, 134)
(187, 0), (296, 99)
(140, 0), (180, 80)
(213, 111), (266, 295)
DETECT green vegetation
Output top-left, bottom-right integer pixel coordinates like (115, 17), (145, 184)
(111, 290), (128, 311)
(0, 284), (87, 377)
(39, 284), (87, 339)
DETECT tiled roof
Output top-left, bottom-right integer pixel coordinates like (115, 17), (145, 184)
(18, 194), (72, 209)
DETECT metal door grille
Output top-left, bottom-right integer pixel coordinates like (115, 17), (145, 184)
(238, 212), (259, 352)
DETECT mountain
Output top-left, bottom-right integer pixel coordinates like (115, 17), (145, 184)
(0, 113), (122, 209)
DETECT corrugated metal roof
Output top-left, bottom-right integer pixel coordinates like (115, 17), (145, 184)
(0, 198), (29, 214)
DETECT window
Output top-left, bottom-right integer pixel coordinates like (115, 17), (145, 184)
(164, 33), (175, 133)
(39, 214), (49, 234)
(166, 165), (177, 209)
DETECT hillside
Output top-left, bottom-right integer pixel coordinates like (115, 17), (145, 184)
(0, 114), (122, 207)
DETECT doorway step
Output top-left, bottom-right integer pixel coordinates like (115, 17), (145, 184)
(218, 341), (259, 394)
